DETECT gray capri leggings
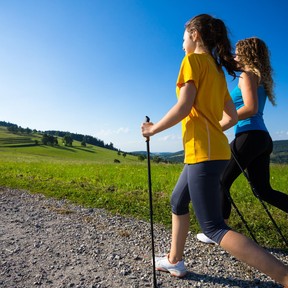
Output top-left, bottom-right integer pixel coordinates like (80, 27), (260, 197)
(170, 160), (231, 244)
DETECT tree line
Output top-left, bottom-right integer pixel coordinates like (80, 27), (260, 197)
(0, 121), (118, 152)
(45, 130), (116, 150)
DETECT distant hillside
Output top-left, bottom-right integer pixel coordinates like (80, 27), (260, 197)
(157, 151), (184, 163)
(44, 130), (117, 151)
(134, 140), (288, 164)
(0, 125), (138, 164)
(131, 150), (184, 164)
(270, 140), (288, 164)
(2, 120), (287, 164)
(0, 120), (120, 152)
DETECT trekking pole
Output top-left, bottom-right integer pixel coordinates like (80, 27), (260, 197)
(223, 188), (258, 244)
(231, 150), (288, 246)
(144, 116), (158, 288)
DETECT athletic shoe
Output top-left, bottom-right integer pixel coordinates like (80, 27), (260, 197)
(154, 254), (187, 277)
(196, 233), (217, 244)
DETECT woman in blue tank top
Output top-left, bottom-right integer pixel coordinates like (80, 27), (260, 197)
(197, 37), (288, 245)
(221, 37), (288, 220)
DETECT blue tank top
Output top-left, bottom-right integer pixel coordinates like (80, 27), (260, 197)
(231, 85), (268, 135)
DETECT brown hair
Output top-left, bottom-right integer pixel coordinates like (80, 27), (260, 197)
(236, 37), (275, 105)
(185, 14), (241, 79)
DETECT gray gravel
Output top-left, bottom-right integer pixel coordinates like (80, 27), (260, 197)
(0, 187), (287, 288)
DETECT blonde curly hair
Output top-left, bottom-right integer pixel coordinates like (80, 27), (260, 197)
(236, 37), (276, 106)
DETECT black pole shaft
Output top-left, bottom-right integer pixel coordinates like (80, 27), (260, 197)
(145, 117), (158, 287)
(223, 188), (258, 244)
(231, 150), (288, 246)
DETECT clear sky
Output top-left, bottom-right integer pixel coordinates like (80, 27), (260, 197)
(0, 0), (287, 152)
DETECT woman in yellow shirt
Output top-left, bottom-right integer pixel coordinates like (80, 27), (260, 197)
(142, 14), (288, 286)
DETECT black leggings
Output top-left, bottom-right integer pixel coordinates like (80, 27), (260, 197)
(221, 130), (288, 219)
(171, 161), (231, 244)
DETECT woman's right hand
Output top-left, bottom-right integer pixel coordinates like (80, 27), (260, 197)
(141, 121), (155, 138)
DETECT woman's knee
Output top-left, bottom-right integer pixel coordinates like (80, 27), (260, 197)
(170, 186), (190, 215)
(170, 197), (189, 215)
(202, 222), (230, 244)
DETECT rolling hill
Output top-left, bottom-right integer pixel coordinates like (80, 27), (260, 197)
(1, 121), (288, 164)
(0, 126), (138, 164)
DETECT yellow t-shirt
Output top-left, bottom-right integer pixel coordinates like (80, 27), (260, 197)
(176, 53), (231, 164)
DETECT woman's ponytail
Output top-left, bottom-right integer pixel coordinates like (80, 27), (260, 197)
(186, 14), (242, 78)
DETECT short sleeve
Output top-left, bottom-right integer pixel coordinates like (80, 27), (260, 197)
(176, 54), (200, 89)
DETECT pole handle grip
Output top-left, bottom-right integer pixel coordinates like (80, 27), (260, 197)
(144, 116), (150, 142)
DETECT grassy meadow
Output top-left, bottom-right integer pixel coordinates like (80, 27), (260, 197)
(0, 126), (287, 249)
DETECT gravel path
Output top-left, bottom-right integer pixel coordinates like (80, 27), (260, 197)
(0, 187), (287, 288)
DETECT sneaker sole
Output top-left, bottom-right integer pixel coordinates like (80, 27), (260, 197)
(156, 267), (187, 278)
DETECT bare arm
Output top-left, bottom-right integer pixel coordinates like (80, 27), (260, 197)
(142, 81), (196, 137)
(220, 99), (238, 131)
(237, 71), (259, 120)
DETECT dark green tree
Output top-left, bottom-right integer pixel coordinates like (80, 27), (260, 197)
(81, 136), (87, 147)
(63, 133), (73, 146)
(42, 134), (58, 146)
(138, 155), (145, 161)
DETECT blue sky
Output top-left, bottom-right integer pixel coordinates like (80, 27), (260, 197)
(0, 0), (287, 152)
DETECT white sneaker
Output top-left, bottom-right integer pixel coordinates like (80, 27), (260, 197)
(154, 254), (187, 277)
(196, 233), (216, 244)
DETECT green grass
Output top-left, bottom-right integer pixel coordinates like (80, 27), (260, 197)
(0, 126), (287, 248)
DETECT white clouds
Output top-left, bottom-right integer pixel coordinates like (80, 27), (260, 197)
(116, 127), (130, 134)
(97, 129), (183, 152)
(96, 129), (113, 137)
(96, 127), (130, 137)
(146, 133), (183, 152)
(157, 134), (181, 142)
(274, 130), (288, 139)
(276, 130), (288, 135)
(94, 127), (134, 151)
